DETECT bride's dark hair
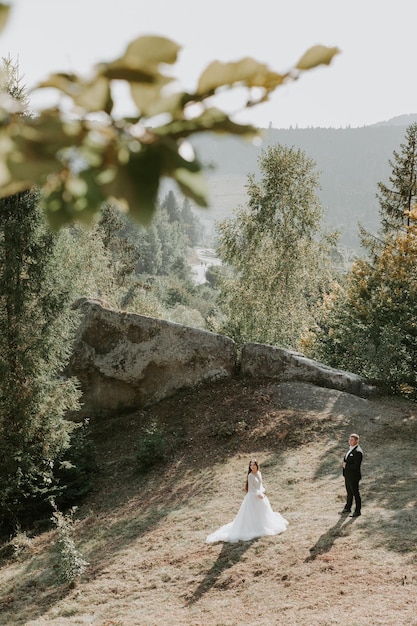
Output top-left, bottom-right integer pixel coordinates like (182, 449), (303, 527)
(245, 459), (259, 492)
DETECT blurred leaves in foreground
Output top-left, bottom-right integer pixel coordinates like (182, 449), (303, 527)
(0, 4), (339, 227)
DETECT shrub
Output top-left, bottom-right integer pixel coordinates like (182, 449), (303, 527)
(136, 422), (166, 473)
(55, 419), (98, 507)
(52, 503), (88, 585)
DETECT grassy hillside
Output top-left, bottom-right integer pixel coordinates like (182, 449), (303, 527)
(1, 378), (416, 625)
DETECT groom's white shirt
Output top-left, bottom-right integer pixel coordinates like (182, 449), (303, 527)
(344, 445), (356, 460)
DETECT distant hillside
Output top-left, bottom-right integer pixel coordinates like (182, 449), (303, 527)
(190, 116), (417, 251)
(371, 113), (417, 127)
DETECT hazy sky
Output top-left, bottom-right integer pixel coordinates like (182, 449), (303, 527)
(2, 0), (416, 129)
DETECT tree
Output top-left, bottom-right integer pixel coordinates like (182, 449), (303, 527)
(0, 4), (339, 227)
(96, 203), (141, 279)
(94, 203), (143, 309)
(312, 124), (417, 396)
(215, 144), (338, 348)
(376, 122), (417, 236)
(133, 193), (195, 280)
(0, 189), (81, 530)
(0, 58), (81, 531)
(313, 222), (417, 395)
(181, 197), (203, 246)
(162, 190), (181, 224)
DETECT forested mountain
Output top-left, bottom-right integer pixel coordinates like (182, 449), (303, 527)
(190, 115), (417, 251)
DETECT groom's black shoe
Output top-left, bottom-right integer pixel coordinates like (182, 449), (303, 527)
(350, 511), (361, 517)
(340, 508), (351, 514)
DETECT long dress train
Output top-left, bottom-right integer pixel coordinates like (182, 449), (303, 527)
(206, 471), (288, 543)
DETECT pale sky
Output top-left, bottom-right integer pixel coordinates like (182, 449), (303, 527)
(1, 0), (416, 129)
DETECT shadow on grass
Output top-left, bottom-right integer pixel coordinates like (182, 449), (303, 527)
(314, 416), (417, 555)
(0, 466), (208, 625)
(186, 538), (259, 605)
(0, 543), (74, 626)
(2, 381), (416, 622)
(305, 514), (354, 562)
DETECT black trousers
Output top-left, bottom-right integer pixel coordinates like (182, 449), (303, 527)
(344, 473), (361, 512)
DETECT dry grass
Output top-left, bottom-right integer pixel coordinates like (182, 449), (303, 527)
(1, 379), (417, 625)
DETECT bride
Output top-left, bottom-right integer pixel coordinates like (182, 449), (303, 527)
(206, 459), (288, 543)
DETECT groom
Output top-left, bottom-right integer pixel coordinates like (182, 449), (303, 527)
(340, 433), (363, 517)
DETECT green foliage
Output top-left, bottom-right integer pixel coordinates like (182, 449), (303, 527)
(181, 197), (203, 246)
(122, 190), (219, 327)
(0, 188), (81, 530)
(135, 422), (167, 474)
(0, 58), (83, 531)
(215, 144), (339, 348)
(312, 124), (417, 397)
(0, 54), (30, 112)
(97, 203), (142, 280)
(135, 193), (193, 279)
(376, 123), (417, 236)
(55, 204), (160, 316)
(51, 503), (88, 585)
(205, 265), (221, 287)
(313, 230), (417, 395)
(55, 420), (97, 507)
(55, 195), (208, 323)
(164, 304), (206, 329)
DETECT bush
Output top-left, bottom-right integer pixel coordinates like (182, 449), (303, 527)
(135, 422), (166, 473)
(51, 503), (88, 585)
(55, 419), (97, 507)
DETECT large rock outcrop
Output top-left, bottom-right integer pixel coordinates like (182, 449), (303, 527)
(240, 343), (374, 397)
(67, 299), (237, 413)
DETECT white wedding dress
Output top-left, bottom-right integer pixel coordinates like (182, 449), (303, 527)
(206, 471), (288, 543)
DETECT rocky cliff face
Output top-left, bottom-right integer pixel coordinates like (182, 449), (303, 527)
(67, 300), (372, 415)
(67, 299), (237, 414)
(240, 343), (374, 397)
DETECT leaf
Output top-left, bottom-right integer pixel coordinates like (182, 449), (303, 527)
(36, 72), (82, 95)
(102, 35), (180, 82)
(197, 58), (286, 95)
(0, 3), (10, 34)
(11, 109), (81, 156)
(36, 74), (113, 113)
(154, 107), (259, 140)
(6, 151), (62, 183)
(0, 35), (338, 227)
(122, 35), (181, 67)
(101, 146), (162, 225)
(100, 63), (158, 84)
(296, 45), (340, 71)
(173, 168), (209, 207)
(73, 76), (113, 113)
(129, 79), (178, 116)
(147, 138), (209, 207)
(42, 169), (107, 229)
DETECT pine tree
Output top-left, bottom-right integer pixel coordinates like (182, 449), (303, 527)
(96, 203), (141, 283)
(180, 197), (202, 246)
(0, 190), (81, 530)
(0, 59), (81, 531)
(376, 122), (417, 237)
(313, 124), (417, 396)
(162, 190), (181, 223)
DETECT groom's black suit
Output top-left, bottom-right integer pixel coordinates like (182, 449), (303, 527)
(343, 445), (363, 514)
